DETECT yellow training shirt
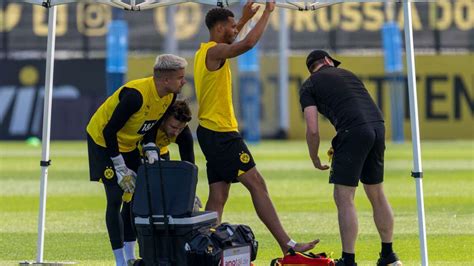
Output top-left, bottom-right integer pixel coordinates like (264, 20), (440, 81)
(155, 128), (177, 155)
(86, 77), (174, 152)
(194, 41), (238, 132)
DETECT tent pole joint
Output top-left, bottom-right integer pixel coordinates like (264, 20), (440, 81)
(411, 171), (423, 179)
(40, 160), (51, 167)
(42, 0), (51, 8)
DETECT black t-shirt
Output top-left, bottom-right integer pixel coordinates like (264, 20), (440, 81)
(299, 65), (383, 132)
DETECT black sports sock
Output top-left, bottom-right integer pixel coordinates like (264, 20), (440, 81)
(342, 252), (355, 265)
(381, 242), (393, 257)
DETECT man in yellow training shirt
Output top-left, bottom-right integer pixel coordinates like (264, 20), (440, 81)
(86, 54), (187, 266)
(144, 100), (194, 164)
(194, 1), (318, 254)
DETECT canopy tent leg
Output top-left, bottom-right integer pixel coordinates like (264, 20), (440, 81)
(36, 5), (57, 263)
(278, 8), (289, 138)
(403, 1), (429, 265)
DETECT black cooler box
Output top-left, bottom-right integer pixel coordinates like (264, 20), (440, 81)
(133, 160), (198, 218)
(134, 212), (218, 265)
(132, 160), (217, 265)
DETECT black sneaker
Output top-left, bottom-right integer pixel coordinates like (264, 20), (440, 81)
(377, 252), (402, 266)
(128, 258), (145, 266)
(334, 258), (357, 266)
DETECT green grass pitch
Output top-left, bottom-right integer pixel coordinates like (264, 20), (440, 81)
(0, 140), (473, 265)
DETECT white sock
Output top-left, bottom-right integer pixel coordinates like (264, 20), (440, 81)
(113, 248), (126, 266)
(124, 241), (136, 261)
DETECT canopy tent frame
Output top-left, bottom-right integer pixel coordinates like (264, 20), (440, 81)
(21, 0), (344, 10)
(402, 1), (428, 265)
(36, 4), (56, 264)
(16, 0), (428, 265)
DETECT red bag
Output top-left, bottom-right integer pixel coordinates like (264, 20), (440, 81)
(271, 249), (335, 266)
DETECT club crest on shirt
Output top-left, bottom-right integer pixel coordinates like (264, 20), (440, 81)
(104, 166), (114, 179)
(239, 152), (250, 164)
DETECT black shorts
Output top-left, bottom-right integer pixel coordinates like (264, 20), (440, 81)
(197, 125), (256, 184)
(329, 122), (385, 187)
(87, 134), (141, 184)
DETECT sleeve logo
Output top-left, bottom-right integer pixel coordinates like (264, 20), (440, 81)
(137, 120), (158, 134)
(104, 166), (115, 179)
(239, 152), (250, 164)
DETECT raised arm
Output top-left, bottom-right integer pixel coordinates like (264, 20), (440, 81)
(207, 1), (275, 64)
(236, 1), (260, 33)
(175, 126), (195, 164)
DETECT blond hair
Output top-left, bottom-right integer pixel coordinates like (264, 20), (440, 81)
(153, 54), (187, 78)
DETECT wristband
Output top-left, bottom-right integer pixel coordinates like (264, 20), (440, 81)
(287, 239), (297, 248)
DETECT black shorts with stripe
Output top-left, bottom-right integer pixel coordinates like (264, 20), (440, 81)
(197, 125), (256, 184)
(329, 122), (385, 187)
(87, 134), (140, 184)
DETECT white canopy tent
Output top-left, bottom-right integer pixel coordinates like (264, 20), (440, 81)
(16, 0), (428, 265)
(21, 0), (340, 10)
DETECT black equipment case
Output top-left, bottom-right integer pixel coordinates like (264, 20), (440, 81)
(134, 212), (218, 265)
(133, 160), (198, 218)
(132, 158), (217, 266)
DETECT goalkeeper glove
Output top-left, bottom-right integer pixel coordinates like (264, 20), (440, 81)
(143, 142), (159, 164)
(193, 195), (203, 212)
(122, 192), (133, 203)
(111, 154), (137, 192)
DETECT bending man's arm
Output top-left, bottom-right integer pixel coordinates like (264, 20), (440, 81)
(175, 126), (195, 164)
(103, 88), (142, 157)
(304, 106), (329, 171)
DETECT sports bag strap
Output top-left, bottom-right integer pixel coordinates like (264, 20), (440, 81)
(287, 248), (296, 255)
(141, 151), (159, 265)
(288, 248), (319, 258)
(312, 252), (328, 258)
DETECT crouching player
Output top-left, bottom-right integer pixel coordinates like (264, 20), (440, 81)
(142, 100), (194, 164)
(141, 100), (203, 211)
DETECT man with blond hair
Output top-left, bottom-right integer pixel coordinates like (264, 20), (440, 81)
(86, 54), (187, 266)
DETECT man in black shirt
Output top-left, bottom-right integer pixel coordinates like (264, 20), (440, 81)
(299, 50), (402, 266)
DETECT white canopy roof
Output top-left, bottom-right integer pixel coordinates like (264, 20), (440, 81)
(18, 0), (342, 11)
